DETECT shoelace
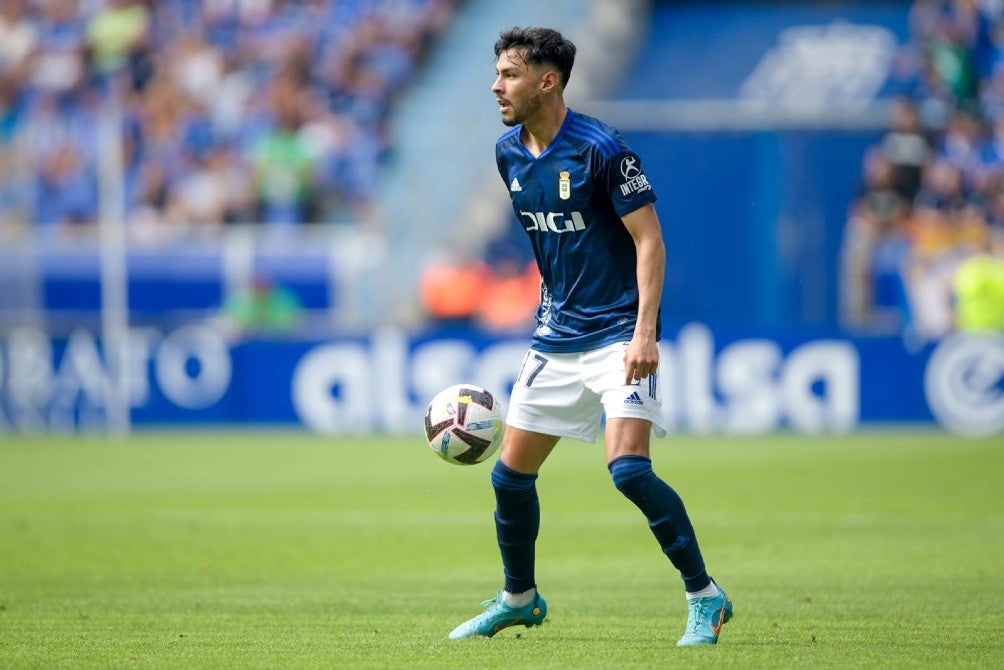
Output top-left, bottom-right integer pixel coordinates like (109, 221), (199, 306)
(685, 598), (711, 634)
(471, 591), (506, 621)
(480, 591), (505, 609)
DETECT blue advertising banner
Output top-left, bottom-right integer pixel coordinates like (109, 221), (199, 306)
(1, 325), (1000, 437)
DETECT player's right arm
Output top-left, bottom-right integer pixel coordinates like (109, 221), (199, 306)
(620, 203), (665, 384)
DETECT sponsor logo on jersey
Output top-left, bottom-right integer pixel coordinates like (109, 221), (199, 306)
(519, 210), (586, 233)
(558, 171), (571, 200)
(510, 177), (523, 192)
(620, 156), (641, 179)
(619, 156), (651, 196)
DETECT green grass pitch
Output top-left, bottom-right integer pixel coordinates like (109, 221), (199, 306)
(1, 430), (1001, 669)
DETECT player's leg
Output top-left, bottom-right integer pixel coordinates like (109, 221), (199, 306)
(593, 340), (732, 645)
(605, 417), (712, 594)
(450, 349), (597, 639)
(494, 426), (558, 598)
(447, 427), (556, 639)
(604, 418), (732, 646)
(606, 418), (709, 589)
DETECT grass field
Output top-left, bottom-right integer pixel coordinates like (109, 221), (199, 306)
(0, 430), (1001, 669)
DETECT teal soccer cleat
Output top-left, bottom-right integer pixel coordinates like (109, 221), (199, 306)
(676, 586), (733, 646)
(448, 591), (548, 639)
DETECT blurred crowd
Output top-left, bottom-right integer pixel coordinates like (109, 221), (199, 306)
(0, 0), (456, 240)
(5, 1), (1000, 338)
(419, 242), (541, 334)
(842, 0), (1004, 341)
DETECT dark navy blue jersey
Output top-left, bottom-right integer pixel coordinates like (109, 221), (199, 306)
(496, 108), (659, 353)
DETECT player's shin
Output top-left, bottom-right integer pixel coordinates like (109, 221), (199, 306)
(491, 459), (540, 595)
(608, 455), (711, 592)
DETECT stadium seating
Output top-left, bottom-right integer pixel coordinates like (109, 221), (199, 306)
(0, 0), (459, 332)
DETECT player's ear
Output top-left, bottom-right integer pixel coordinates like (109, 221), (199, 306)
(539, 69), (560, 94)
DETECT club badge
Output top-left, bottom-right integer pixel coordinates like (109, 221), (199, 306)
(558, 171), (571, 200)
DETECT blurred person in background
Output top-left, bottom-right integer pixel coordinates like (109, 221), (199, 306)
(0, 1), (37, 78)
(419, 249), (490, 328)
(911, 0), (981, 111)
(0, 75), (27, 232)
(164, 142), (255, 234)
(971, 110), (1004, 190)
(251, 73), (317, 225)
(30, 142), (98, 232)
(978, 61), (1004, 122)
(303, 97), (383, 228)
(219, 273), (303, 340)
(879, 96), (933, 203)
(936, 108), (984, 189)
(475, 249), (541, 334)
(901, 158), (985, 341)
(953, 229), (1004, 331)
(901, 198), (968, 341)
(29, 0), (87, 95)
(841, 150), (913, 333)
(125, 70), (202, 237)
(84, 0), (152, 88)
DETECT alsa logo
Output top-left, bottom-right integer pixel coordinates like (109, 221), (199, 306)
(520, 210), (586, 233)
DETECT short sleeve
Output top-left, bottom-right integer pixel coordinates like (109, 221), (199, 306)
(604, 150), (657, 217)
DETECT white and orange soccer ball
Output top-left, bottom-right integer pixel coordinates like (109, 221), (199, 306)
(424, 384), (504, 465)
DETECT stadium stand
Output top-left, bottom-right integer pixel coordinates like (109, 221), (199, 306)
(6, 0), (998, 341)
(1, 0), (459, 232)
(0, 0), (642, 335)
(0, 0), (458, 334)
(840, 0), (1004, 342)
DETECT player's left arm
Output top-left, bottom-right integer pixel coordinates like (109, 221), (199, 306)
(621, 202), (666, 384)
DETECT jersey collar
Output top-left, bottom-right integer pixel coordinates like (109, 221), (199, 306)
(520, 108), (575, 160)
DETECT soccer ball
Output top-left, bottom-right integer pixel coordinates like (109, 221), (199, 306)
(424, 384), (504, 465)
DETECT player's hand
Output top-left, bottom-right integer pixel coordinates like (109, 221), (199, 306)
(624, 337), (658, 385)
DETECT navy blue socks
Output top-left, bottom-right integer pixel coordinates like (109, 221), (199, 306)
(491, 459), (540, 594)
(492, 455), (711, 595)
(608, 455), (711, 592)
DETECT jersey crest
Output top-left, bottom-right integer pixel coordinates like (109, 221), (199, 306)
(558, 171), (571, 200)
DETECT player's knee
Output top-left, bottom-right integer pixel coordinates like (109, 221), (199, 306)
(491, 459), (537, 491)
(608, 454), (654, 496)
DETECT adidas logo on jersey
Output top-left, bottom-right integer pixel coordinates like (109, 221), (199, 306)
(510, 177), (523, 192)
(624, 391), (643, 405)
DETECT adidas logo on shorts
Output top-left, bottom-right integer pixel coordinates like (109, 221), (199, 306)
(624, 391), (643, 405)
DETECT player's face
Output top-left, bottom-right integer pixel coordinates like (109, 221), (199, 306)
(492, 49), (545, 127)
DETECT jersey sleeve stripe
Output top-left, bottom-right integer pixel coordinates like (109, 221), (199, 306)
(566, 127), (615, 160)
(568, 118), (620, 158)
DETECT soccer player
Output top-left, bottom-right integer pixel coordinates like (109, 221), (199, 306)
(447, 27), (733, 646)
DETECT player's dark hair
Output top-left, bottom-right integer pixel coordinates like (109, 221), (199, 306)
(494, 27), (576, 88)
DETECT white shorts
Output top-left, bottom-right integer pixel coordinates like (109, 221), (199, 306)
(506, 341), (667, 443)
